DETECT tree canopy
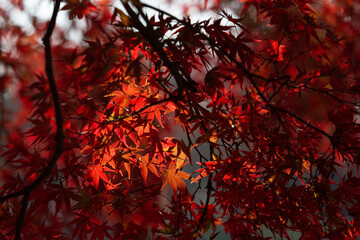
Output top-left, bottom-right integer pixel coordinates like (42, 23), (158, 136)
(1, 0), (360, 239)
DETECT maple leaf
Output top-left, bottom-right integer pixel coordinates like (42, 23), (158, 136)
(137, 153), (160, 181)
(62, 0), (97, 19)
(89, 221), (112, 240)
(269, 39), (286, 62)
(89, 164), (110, 189)
(161, 162), (190, 195)
(2, 0), (360, 239)
(73, 184), (92, 210)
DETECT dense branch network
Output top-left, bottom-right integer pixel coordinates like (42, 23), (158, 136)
(0, 0), (360, 239)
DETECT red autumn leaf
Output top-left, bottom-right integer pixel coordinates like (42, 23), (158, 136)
(89, 164), (109, 189)
(1, 0), (360, 239)
(62, 0), (97, 19)
(269, 39), (286, 62)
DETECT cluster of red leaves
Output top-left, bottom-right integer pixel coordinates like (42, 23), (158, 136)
(1, 0), (360, 239)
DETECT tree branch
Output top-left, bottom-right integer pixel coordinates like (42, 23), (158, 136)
(140, 2), (342, 144)
(103, 96), (173, 124)
(0, 190), (24, 202)
(13, 0), (64, 239)
(121, 0), (197, 96)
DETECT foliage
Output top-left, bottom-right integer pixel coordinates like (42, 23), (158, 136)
(1, 0), (360, 239)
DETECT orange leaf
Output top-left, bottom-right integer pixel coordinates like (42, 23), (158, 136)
(161, 162), (190, 195)
(124, 162), (131, 179)
(154, 109), (164, 128)
(90, 164), (109, 189)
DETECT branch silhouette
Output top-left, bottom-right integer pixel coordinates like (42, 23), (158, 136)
(0, 1), (64, 239)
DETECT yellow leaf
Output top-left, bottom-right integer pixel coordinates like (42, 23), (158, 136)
(116, 8), (132, 27)
(165, 143), (189, 169)
(176, 148), (187, 169)
(192, 127), (218, 149)
(302, 159), (310, 172)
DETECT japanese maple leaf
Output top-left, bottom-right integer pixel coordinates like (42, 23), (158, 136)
(269, 39), (286, 61)
(161, 162), (190, 196)
(89, 164), (109, 189)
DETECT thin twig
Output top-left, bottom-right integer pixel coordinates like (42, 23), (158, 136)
(103, 97), (173, 123)
(121, 0), (196, 96)
(140, 2), (342, 144)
